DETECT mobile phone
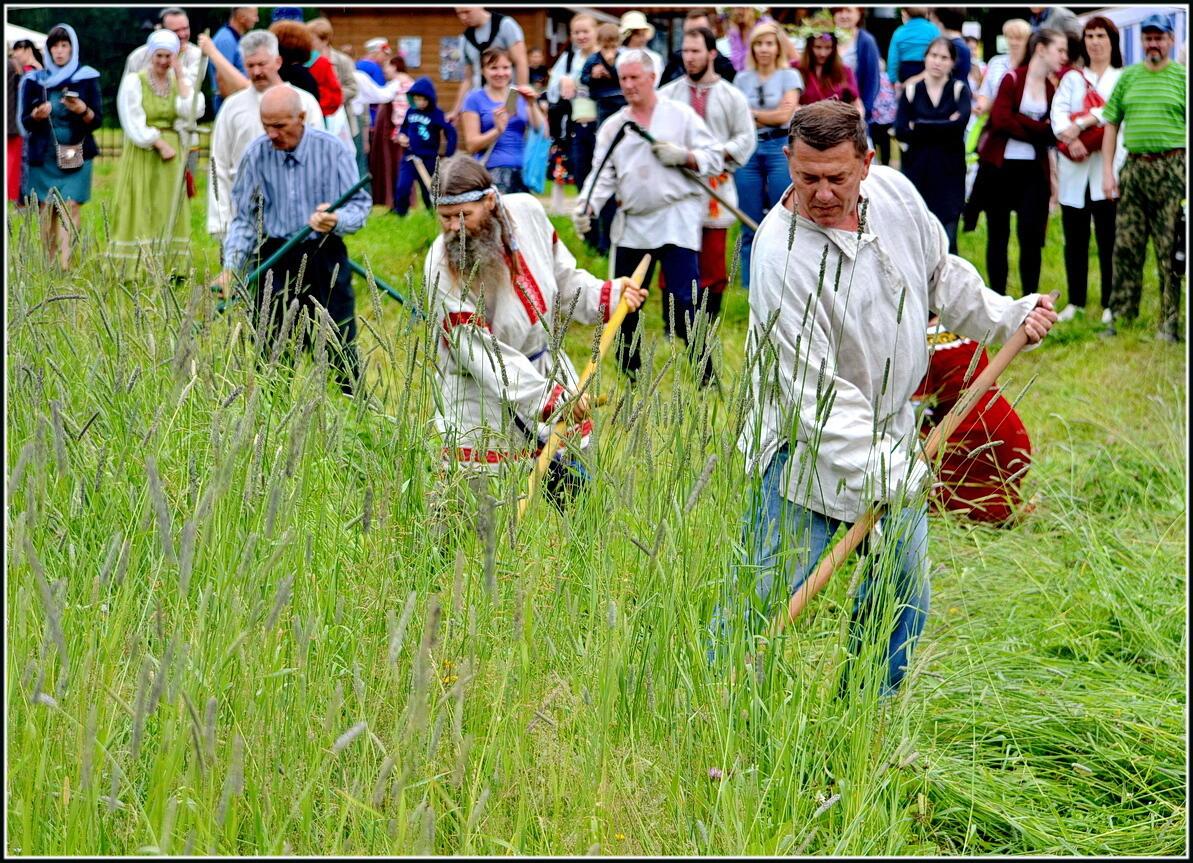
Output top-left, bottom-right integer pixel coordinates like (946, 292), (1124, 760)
(63, 89), (79, 99)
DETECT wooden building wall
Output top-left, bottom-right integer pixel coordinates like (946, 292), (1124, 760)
(323, 7), (550, 109)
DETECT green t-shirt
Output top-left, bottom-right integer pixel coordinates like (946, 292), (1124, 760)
(1101, 61), (1187, 154)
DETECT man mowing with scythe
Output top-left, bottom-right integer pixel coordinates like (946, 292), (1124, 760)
(425, 155), (648, 514)
(712, 101), (1058, 696)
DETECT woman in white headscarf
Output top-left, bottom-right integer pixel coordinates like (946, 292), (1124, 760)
(109, 28), (205, 279)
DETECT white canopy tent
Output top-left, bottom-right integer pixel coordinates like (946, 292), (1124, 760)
(1078, 6), (1187, 65)
(5, 21), (48, 51)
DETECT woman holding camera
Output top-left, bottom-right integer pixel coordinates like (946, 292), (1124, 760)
(17, 23), (102, 269)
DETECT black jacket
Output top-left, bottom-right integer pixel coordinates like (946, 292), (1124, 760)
(19, 75), (103, 165)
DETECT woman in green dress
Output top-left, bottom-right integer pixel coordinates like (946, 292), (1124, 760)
(110, 28), (204, 278)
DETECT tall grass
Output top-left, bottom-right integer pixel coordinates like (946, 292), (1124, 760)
(5, 161), (1186, 855)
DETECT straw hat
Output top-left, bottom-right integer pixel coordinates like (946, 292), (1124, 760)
(619, 11), (656, 42)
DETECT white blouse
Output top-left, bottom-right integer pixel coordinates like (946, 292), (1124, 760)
(1050, 66), (1125, 208)
(116, 70), (204, 149)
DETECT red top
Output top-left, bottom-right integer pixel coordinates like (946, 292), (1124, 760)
(307, 54), (343, 116)
(801, 65), (860, 106)
(914, 327), (1032, 524)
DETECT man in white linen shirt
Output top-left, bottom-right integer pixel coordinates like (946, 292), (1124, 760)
(573, 49), (723, 379)
(714, 101), (1057, 696)
(660, 25), (755, 324)
(207, 30), (323, 240)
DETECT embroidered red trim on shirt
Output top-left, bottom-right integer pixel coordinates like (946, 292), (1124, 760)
(505, 250), (547, 324)
(599, 280), (613, 323)
(541, 383), (566, 421)
(442, 311), (490, 332)
(443, 419), (594, 464)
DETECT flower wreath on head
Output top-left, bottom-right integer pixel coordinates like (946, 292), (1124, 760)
(790, 12), (849, 45)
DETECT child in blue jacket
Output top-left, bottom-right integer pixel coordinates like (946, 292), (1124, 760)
(393, 76), (457, 216)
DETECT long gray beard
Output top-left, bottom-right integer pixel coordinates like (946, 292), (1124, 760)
(445, 217), (508, 317)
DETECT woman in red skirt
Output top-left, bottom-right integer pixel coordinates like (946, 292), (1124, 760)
(913, 320), (1033, 524)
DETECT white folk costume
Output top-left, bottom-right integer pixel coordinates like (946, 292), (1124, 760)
(740, 165), (1039, 522)
(578, 98), (724, 252)
(658, 75), (756, 230)
(424, 192), (625, 470)
(207, 83), (324, 238)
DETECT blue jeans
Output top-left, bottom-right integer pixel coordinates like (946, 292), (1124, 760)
(489, 165), (527, 194)
(734, 136), (792, 290)
(709, 446), (931, 695)
(569, 120), (597, 192)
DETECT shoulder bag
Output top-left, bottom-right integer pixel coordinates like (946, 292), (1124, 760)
(1057, 72), (1105, 162)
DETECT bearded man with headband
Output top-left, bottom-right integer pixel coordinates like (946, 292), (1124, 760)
(424, 155), (648, 505)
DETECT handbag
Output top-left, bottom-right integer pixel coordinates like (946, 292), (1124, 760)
(521, 125), (551, 194)
(1057, 73), (1105, 162)
(46, 88), (84, 171)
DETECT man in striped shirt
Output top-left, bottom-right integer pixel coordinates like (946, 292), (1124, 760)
(1100, 14), (1187, 342)
(219, 85), (372, 394)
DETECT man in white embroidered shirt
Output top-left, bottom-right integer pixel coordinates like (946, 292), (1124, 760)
(425, 156), (647, 507)
(714, 101), (1057, 696)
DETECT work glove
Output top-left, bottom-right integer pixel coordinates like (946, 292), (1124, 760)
(651, 140), (689, 167)
(571, 203), (593, 236)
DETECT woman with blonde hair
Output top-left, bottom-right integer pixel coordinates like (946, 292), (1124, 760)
(975, 18), (1031, 115)
(733, 21), (803, 289)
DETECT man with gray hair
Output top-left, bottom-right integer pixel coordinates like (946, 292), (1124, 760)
(574, 48), (723, 379)
(207, 29), (323, 240)
(216, 84), (371, 395)
(714, 100), (1057, 695)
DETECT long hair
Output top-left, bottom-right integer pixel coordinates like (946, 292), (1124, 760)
(1080, 16), (1123, 69)
(11, 38), (44, 68)
(437, 155), (521, 286)
(800, 32), (846, 87)
(1023, 27), (1063, 69)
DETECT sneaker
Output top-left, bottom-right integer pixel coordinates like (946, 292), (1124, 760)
(1057, 304), (1083, 322)
(1101, 308), (1113, 324)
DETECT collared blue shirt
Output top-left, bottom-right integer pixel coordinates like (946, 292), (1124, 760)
(223, 127), (371, 271)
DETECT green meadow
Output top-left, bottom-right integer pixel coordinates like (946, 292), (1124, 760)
(5, 155), (1186, 855)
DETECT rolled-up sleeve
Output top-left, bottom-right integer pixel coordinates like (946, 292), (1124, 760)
(330, 142), (370, 236)
(223, 146), (264, 272)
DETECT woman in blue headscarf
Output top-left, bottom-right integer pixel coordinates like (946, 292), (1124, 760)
(17, 23), (102, 269)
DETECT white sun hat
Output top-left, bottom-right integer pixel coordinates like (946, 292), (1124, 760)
(618, 11), (656, 42)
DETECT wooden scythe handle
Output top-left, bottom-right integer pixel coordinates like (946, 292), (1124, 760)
(516, 254), (652, 523)
(771, 292), (1058, 635)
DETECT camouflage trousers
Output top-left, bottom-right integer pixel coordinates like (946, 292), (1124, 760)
(1110, 151), (1186, 334)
